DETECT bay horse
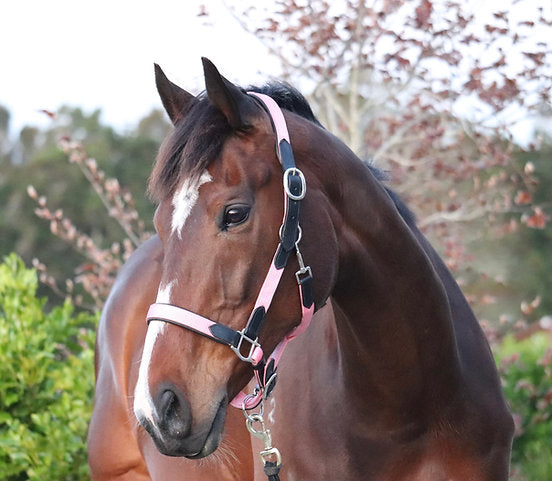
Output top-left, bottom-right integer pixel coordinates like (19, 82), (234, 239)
(88, 58), (514, 480)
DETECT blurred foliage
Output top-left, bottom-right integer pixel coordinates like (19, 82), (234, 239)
(0, 105), (169, 304)
(495, 334), (552, 481)
(0, 254), (97, 480)
(505, 142), (552, 318)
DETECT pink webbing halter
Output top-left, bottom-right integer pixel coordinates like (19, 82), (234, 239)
(146, 92), (315, 410)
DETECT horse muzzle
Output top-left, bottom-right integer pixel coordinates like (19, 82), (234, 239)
(136, 385), (227, 459)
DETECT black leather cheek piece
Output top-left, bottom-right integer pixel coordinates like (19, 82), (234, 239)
(274, 244), (292, 270)
(209, 323), (242, 347)
(263, 358), (277, 397)
(244, 306), (266, 340)
(279, 197), (301, 252)
(279, 140), (295, 171)
(299, 274), (314, 309)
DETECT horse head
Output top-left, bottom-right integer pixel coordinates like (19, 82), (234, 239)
(133, 58), (337, 458)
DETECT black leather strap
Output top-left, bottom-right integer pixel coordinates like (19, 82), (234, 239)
(279, 139), (295, 171)
(244, 306), (266, 340)
(208, 323), (242, 347)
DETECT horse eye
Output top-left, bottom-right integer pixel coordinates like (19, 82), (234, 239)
(222, 205), (250, 228)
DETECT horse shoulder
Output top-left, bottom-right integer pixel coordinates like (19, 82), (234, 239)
(411, 228), (514, 477)
(88, 235), (162, 480)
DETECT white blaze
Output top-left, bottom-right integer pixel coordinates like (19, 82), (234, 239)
(156, 279), (176, 304)
(133, 320), (166, 423)
(133, 280), (176, 422)
(171, 171), (212, 238)
(134, 171), (211, 423)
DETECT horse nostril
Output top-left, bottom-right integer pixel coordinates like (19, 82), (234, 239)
(157, 387), (192, 439)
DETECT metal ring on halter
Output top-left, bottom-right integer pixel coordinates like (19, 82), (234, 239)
(242, 391), (264, 418)
(263, 372), (278, 400)
(279, 224), (302, 245)
(246, 413), (267, 437)
(283, 167), (307, 200)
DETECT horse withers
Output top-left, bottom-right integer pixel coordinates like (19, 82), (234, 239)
(88, 58), (513, 480)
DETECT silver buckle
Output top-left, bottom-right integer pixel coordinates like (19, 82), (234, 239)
(246, 413), (282, 468)
(283, 167), (306, 200)
(294, 227), (312, 284)
(231, 329), (261, 363)
(295, 265), (313, 285)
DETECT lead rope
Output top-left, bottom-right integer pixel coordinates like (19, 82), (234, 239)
(243, 397), (282, 481)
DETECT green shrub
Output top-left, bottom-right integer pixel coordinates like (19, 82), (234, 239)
(0, 254), (96, 480)
(495, 333), (552, 481)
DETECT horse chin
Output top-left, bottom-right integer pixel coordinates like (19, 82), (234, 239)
(143, 398), (227, 459)
(183, 403), (227, 459)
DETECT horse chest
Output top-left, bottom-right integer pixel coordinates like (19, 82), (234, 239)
(257, 379), (496, 481)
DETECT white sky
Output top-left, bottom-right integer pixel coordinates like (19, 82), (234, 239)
(0, 0), (279, 135)
(1, 0), (549, 144)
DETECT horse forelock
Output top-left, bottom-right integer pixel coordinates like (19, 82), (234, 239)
(148, 95), (232, 203)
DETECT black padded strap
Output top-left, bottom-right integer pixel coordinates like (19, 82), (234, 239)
(298, 272), (314, 309)
(279, 196), (301, 253)
(279, 139), (295, 170)
(274, 244), (292, 269)
(209, 323), (242, 347)
(244, 306), (266, 340)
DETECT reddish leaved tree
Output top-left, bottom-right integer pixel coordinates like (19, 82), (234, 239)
(217, 0), (552, 326)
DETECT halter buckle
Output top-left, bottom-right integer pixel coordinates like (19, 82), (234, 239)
(294, 230), (313, 284)
(295, 265), (313, 285)
(260, 447), (282, 468)
(231, 329), (263, 364)
(283, 167), (306, 200)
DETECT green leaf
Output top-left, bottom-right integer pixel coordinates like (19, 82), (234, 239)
(0, 254), (97, 480)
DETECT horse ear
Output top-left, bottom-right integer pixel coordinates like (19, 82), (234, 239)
(154, 64), (196, 125)
(202, 57), (254, 130)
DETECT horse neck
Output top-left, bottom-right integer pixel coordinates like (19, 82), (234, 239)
(308, 135), (464, 428)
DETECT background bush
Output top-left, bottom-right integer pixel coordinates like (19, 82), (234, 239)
(495, 333), (552, 481)
(0, 254), (96, 480)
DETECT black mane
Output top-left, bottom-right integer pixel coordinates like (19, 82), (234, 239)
(148, 81), (414, 226)
(247, 82), (323, 127)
